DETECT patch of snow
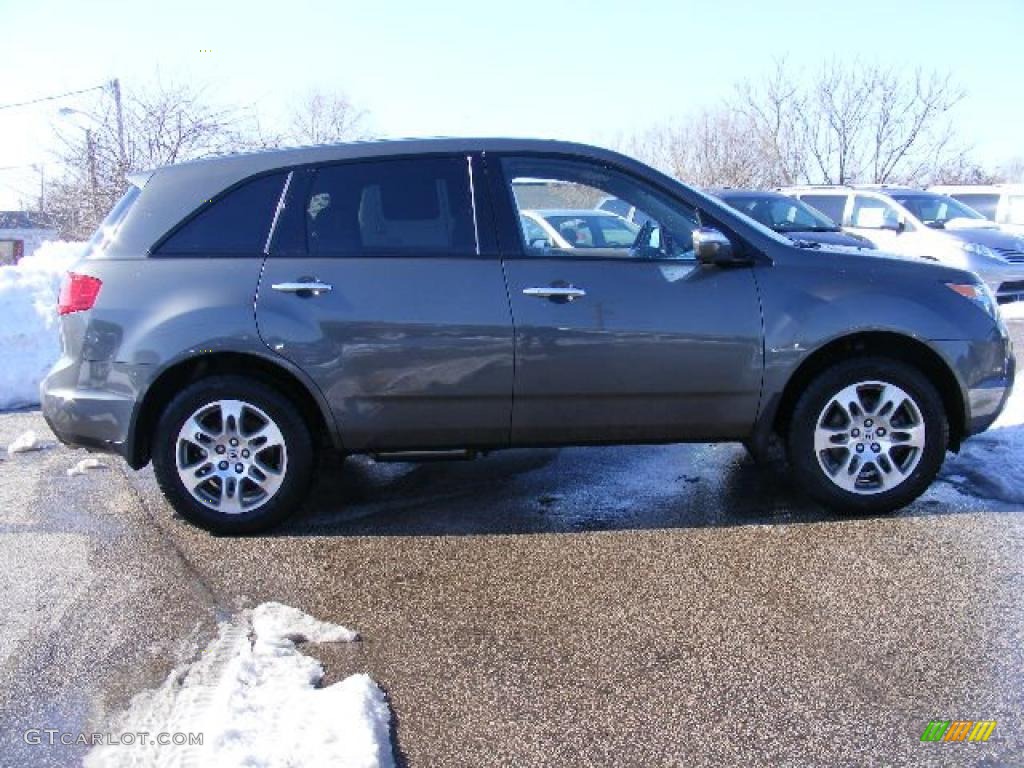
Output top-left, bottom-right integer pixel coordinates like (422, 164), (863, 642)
(0, 240), (86, 410)
(85, 602), (394, 768)
(7, 430), (45, 454)
(1000, 302), (1024, 321)
(66, 457), (107, 477)
(935, 372), (1024, 504)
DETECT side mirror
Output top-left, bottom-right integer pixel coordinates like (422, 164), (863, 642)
(693, 227), (735, 265)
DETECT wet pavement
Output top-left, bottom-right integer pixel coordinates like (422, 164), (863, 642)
(0, 322), (1022, 767)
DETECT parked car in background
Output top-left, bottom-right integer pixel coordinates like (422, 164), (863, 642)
(707, 189), (875, 250)
(595, 195), (656, 227)
(42, 139), (1014, 533)
(783, 185), (1024, 305)
(929, 184), (1024, 235)
(520, 208), (639, 251)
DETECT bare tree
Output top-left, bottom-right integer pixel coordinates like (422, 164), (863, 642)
(735, 60), (966, 186)
(999, 157), (1024, 183)
(289, 90), (368, 145)
(47, 80), (246, 238)
(623, 108), (782, 188)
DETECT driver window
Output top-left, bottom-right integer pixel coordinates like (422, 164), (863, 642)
(501, 156), (699, 260)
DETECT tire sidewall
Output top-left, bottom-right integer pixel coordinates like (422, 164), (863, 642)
(787, 358), (948, 514)
(152, 376), (314, 534)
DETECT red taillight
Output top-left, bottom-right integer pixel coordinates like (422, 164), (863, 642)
(57, 272), (102, 315)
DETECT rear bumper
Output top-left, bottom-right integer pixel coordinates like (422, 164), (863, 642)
(40, 356), (146, 464)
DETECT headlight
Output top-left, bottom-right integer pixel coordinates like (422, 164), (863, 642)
(946, 282), (998, 319)
(960, 241), (1002, 261)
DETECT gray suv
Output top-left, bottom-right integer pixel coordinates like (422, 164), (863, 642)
(42, 139), (1015, 533)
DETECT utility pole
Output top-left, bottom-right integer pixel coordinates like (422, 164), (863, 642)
(86, 128), (98, 197)
(110, 78), (126, 169)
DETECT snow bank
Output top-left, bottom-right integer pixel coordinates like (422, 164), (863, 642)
(85, 602), (394, 768)
(7, 430), (45, 454)
(0, 240), (86, 410)
(936, 374), (1024, 503)
(1000, 302), (1024, 321)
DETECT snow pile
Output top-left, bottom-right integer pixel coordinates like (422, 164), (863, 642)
(1001, 302), (1024, 321)
(7, 430), (46, 454)
(66, 456), (107, 476)
(0, 240), (86, 410)
(86, 602), (394, 768)
(936, 375), (1024, 503)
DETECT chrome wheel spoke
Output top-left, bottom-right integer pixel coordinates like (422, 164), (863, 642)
(813, 379), (925, 496)
(175, 398), (288, 515)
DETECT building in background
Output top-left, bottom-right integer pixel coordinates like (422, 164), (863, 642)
(0, 212), (57, 265)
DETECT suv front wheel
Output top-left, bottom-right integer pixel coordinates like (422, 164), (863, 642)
(152, 376), (314, 534)
(787, 358), (948, 514)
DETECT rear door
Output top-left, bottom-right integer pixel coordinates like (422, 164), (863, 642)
(256, 154), (514, 452)
(490, 154), (763, 445)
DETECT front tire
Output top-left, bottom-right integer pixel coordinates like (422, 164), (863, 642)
(152, 376), (314, 534)
(787, 358), (948, 514)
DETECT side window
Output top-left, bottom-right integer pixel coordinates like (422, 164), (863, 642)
(157, 173), (287, 255)
(306, 157), (476, 255)
(850, 195), (899, 229)
(500, 156), (698, 260)
(952, 193), (999, 221)
(520, 215), (552, 248)
(598, 197), (631, 217)
(799, 194), (847, 224)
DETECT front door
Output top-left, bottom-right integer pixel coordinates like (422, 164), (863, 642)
(489, 154), (764, 445)
(256, 155), (513, 452)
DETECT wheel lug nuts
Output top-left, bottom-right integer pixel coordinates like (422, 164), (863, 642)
(876, 428), (885, 436)
(241, 450), (250, 458)
(851, 428), (860, 437)
(218, 461), (228, 470)
(871, 443), (881, 453)
(235, 463), (244, 473)
(230, 438), (239, 447)
(856, 443), (865, 453)
(864, 419), (873, 427)
(215, 445), (226, 454)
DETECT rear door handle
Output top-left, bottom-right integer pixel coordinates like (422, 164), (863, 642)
(522, 286), (586, 302)
(271, 281), (333, 295)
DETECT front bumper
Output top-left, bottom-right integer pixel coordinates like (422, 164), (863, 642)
(931, 330), (1015, 438)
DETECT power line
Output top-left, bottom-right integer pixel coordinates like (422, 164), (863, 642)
(0, 83), (110, 113)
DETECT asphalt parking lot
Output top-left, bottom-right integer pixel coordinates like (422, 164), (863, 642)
(1, 323), (1022, 768)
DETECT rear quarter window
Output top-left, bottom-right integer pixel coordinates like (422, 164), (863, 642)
(155, 172), (288, 255)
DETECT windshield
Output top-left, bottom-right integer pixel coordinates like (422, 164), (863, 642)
(86, 185), (142, 254)
(889, 193), (985, 227)
(724, 194), (838, 232)
(539, 214), (639, 248)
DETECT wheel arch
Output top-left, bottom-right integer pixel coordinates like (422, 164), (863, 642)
(127, 351), (339, 469)
(770, 331), (967, 451)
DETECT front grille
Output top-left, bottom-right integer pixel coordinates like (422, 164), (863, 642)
(994, 247), (1024, 263)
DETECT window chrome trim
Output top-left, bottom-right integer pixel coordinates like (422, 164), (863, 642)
(264, 171), (294, 255)
(467, 155), (481, 256)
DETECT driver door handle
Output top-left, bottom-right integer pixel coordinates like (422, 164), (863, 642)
(522, 286), (586, 301)
(271, 281), (333, 295)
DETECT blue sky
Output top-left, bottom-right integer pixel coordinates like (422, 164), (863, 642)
(0, 0), (1021, 207)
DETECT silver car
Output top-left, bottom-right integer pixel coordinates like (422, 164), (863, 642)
(783, 185), (1024, 305)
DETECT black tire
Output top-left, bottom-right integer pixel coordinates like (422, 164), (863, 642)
(152, 375), (314, 534)
(787, 357), (948, 514)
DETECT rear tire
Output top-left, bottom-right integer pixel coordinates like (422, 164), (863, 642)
(787, 357), (948, 514)
(152, 375), (314, 534)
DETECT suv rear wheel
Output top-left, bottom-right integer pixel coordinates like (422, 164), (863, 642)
(152, 376), (314, 534)
(787, 358), (948, 514)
